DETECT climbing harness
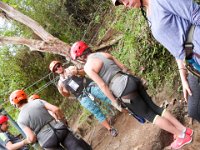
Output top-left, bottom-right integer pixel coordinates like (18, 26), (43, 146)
(37, 120), (82, 148)
(62, 76), (92, 98)
(184, 25), (200, 78)
(118, 98), (146, 124)
(140, 0), (149, 21)
(109, 71), (146, 124)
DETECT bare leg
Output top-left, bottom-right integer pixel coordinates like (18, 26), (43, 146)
(162, 111), (185, 132)
(101, 120), (111, 130)
(154, 116), (182, 136)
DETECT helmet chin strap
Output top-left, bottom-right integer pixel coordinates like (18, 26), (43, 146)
(140, 0), (148, 21)
(140, 0), (143, 7)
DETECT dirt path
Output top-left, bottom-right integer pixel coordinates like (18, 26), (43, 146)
(81, 107), (200, 150)
(84, 112), (163, 150)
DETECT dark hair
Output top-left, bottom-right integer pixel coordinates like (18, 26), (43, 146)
(53, 63), (62, 72)
(115, 0), (122, 6)
(17, 99), (28, 106)
(82, 47), (92, 57)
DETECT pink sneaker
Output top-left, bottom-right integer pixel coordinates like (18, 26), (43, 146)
(171, 134), (192, 149)
(185, 128), (193, 136)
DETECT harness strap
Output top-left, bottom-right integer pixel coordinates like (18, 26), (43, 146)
(185, 25), (195, 60)
(184, 25), (200, 77)
(47, 122), (59, 142)
(118, 97), (146, 124)
(37, 120), (68, 135)
(78, 79), (96, 100)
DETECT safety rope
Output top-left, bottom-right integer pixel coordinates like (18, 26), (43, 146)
(0, 72), (60, 107)
(30, 76), (59, 95)
(140, 0), (152, 32)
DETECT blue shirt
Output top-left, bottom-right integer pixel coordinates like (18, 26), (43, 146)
(148, 0), (200, 64)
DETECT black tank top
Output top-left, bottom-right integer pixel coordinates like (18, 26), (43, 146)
(62, 76), (92, 98)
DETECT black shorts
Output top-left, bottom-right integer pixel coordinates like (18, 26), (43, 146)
(121, 75), (164, 123)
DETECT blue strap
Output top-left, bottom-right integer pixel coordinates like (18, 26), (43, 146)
(130, 112), (146, 124)
(187, 58), (200, 72)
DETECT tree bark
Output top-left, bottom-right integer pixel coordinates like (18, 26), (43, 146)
(0, 36), (70, 56)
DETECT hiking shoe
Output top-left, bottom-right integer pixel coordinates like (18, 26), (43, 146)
(109, 128), (118, 137)
(171, 134), (192, 149)
(173, 128), (193, 140)
(185, 128), (193, 136)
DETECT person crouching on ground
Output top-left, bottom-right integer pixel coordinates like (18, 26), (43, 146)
(70, 41), (193, 149)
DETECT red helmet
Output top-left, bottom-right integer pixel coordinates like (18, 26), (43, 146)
(29, 94), (40, 101)
(9, 90), (27, 105)
(49, 61), (61, 72)
(70, 41), (88, 60)
(0, 115), (8, 125)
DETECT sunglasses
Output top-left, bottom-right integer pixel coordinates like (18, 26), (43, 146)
(54, 64), (62, 72)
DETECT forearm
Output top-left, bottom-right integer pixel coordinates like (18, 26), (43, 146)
(77, 69), (86, 76)
(99, 83), (116, 103)
(58, 83), (70, 97)
(60, 91), (70, 97)
(112, 57), (135, 75)
(176, 59), (188, 82)
(6, 139), (29, 150)
(52, 107), (65, 120)
(112, 57), (127, 71)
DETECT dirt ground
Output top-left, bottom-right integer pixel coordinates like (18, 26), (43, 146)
(71, 89), (200, 150)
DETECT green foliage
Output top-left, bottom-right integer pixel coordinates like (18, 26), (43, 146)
(95, 6), (180, 95)
(2, 0), (109, 43)
(0, 0), (111, 121)
(0, 46), (66, 117)
(0, 0), (188, 127)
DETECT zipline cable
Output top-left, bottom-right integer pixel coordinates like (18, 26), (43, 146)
(23, 72), (53, 91)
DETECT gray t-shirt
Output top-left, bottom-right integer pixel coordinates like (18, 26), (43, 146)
(149, 0), (200, 64)
(17, 100), (54, 134)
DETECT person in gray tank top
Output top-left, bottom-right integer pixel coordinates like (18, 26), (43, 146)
(70, 41), (193, 149)
(9, 90), (92, 150)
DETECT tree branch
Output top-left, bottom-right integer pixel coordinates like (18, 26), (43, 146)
(0, 1), (55, 42)
(0, 36), (70, 56)
(92, 34), (123, 51)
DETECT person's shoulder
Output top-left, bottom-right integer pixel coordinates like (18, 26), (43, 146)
(103, 52), (111, 56)
(0, 132), (9, 142)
